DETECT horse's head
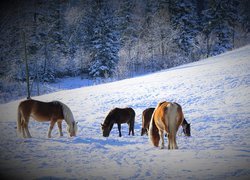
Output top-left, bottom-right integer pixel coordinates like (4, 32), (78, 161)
(183, 123), (191, 136)
(67, 121), (78, 137)
(141, 128), (148, 136)
(101, 123), (111, 137)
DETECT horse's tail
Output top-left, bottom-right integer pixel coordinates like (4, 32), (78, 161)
(149, 116), (160, 147)
(149, 103), (163, 147)
(168, 103), (178, 149)
(17, 105), (22, 134)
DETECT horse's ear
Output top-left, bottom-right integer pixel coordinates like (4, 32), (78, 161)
(101, 123), (103, 127)
(76, 121), (78, 124)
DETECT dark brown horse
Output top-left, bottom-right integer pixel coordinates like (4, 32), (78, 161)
(141, 107), (191, 136)
(17, 99), (78, 138)
(182, 118), (191, 136)
(149, 101), (184, 149)
(101, 107), (135, 137)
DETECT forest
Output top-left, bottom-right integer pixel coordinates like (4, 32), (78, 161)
(0, 0), (249, 102)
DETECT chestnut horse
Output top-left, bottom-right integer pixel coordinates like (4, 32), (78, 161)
(141, 107), (190, 136)
(17, 99), (78, 138)
(149, 101), (184, 149)
(101, 107), (135, 137)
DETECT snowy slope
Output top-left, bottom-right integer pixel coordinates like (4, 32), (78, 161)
(0, 46), (250, 179)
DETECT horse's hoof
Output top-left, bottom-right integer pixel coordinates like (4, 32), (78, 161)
(160, 146), (164, 149)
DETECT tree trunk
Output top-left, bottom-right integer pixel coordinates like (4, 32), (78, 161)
(22, 30), (31, 99)
(206, 33), (210, 58)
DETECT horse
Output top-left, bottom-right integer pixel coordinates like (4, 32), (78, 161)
(141, 108), (155, 136)
(182, 118), (191, 136)
(17, 99), (78, 138)
(141, 107), (191, 136)
(101, 107), (135, 137)
(149, 101), (184, 149)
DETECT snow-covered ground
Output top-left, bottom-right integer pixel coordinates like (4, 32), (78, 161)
(0, 46), (250, 179)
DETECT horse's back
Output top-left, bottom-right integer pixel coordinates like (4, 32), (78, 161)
(34, 101), (64, 120)
(18, 99), (36, 115)
(126, 107), (135, 118)
(19, 99), (64, 120)
(110, 107), (135, 124)
(153, 102), (178, 132)
(154, 102), (170, 121)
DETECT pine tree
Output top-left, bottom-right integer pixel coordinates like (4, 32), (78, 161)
(201, 0), (240, 56)
(87, 0), (120, 78)
(170, 0), (199, 59)
(34, 0), (67, 82)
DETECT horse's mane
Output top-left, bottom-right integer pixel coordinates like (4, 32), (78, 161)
(103, 108), (117, 125)
(53, 101), (75, 125)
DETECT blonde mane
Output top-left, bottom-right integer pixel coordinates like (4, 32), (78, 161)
(54, 101), (77, 135)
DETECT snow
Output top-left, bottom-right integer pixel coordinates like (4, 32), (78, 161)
(0, 46), (250, 179)
(50, 77), (94, 90)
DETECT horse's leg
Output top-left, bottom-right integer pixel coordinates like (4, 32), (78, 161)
(173, 133), (178, 149)
(21, 121), (26, 138)
(57, 120), (63, 137)
(128, 123), (131, 135)
(131, 118), (135, 136)
(48, 120), (56, 138)
(117, 123), (122, 137)
(22, 114), (32, 138)
(167, 134), (171, 149)
(24, 121), (32, 138)
(159, 130), (165, 149)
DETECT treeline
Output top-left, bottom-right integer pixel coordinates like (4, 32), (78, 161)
(0, 0), (249, 87)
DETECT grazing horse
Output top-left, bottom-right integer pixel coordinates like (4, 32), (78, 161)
(141, 108), (155, 136)
(141, 107), (191, 136)
(149, 101), (184, 149)
(101, 107), (135, 137)
(182, 118), (191, 136)
(17, 99), (78, 138)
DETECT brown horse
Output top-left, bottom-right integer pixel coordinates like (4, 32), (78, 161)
(149, 101), (184, 149)
(141, 108), (155, 136)
(141, 107), (191, 136)
(182, 118), (191, 136)
(17, 99), (78, 138)
(101, 107), (135, 137)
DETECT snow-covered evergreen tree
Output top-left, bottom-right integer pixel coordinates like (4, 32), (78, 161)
(87, 0), (120, 78)
(169, 0), (199, 59)
(201, 0), (239, 56)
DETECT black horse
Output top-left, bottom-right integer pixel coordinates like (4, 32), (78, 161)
(141, 107), (191, 136)
(101, 107), (135, 137)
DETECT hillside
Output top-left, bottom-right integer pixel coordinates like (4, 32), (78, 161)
(0, 46), (250, 179)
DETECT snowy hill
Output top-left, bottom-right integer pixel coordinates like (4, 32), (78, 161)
(0, 46), (250, 179)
